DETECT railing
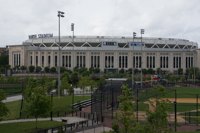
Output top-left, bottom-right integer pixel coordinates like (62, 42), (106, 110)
(72, 99), (92, 111)
(37, 111), (103, 133)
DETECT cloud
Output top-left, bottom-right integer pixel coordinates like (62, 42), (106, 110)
(0, 0), (200, 46)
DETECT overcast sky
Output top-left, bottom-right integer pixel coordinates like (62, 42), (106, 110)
(1, 0), (200, 47)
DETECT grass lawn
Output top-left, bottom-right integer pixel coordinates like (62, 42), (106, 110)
(5, 100), (21, 120)
(139, 87), (200, 101)
(176, 131), (200, 133)
(52, 95), (90, 114)
(165, 103), (199, 112)
(4, 95), (90, 120)
(133, 102), (149, 111)
(1, 87), (22, 96)
(0, 121), (63, 133)
(164, 87), (200, 98)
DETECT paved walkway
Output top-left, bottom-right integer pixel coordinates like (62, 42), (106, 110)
(77, 126), (112, 133)
(0, 116), (87, 124)
(2, 95), (22, 103)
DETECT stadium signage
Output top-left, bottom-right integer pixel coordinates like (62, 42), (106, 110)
(29, 34), (53, 39)
(129, 42), (144, 47)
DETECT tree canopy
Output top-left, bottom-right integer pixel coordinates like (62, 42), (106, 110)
(0, 89), (8, 121)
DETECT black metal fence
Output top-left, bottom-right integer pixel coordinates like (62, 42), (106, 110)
(91, 79), (200, 131)
(91, 79), (128, 120)
(37, 111), (102, 133)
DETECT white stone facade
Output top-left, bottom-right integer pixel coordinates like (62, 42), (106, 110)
(8, 36), (199, 73)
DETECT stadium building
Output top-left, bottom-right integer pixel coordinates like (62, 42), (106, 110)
(8, 35), (199, 73)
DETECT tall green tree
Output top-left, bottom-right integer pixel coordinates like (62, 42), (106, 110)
(78, 76), (90, 95)
(29, 66), (35, 73)
(24, 86), (50, 128)
(145, 85), (171, 133)
(0, 55), (8, 67)
(145, 101), (171, 133)
(112, 84), (139, 133)
(0, 89), (8, 121)
(70, 72), (79, 87)
(61, 76), (72, 95)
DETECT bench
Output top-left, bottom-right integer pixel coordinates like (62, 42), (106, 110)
(61, 118), (68, 123)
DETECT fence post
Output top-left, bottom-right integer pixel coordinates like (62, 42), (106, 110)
(174, 89), (177, 132)
(57, 112), (59, 117)
(92, 113), (94, 126)
(50, 112), (53, 121)
(97, 115), (99, 124)
(185, 112), (187, 125)
(189, 112), (191, 124)
(196, 94), (199, 125)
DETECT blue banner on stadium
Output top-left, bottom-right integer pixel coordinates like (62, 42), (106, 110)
(129, 42), (144, 47)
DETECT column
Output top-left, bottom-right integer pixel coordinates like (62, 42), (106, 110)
(100, 52), (105, 71)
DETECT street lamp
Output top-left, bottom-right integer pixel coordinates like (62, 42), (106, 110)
(193, 50), (196, 86)
(132, 32), (136, 91)
(71, 23), (75, 69)
(57, 11), (65, 97)
(71, 23), (75, 116)
(51, 93), (53, 121)
(132, 32), (139, 122)
(140, 29), (144, 90)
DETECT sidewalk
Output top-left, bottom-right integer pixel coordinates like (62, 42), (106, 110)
(0, 116), (86, 124)
(2, 94), (22, 103)
(77, 126), (112, 133)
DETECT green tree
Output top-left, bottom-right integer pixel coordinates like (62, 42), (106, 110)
(145, 101), (171, 133)
(50, 67), (56, 73)
(29, 66), (35, 73)
(0, 89), (8, 121)
(88, 79), (97, 93)
(0, 55), (8, 67)
(147, 68), (155, 74)
(60, 67), (66, 73)
(20, 66), (27, 73)
(156, 68), (162, 75)
(35, 66), (42, 73)
(70, 72), (79, 87)
(112, 84), (139, 133)
(44, 66), (50, 73)
(145, 85), (171, 133)
(178, 68), (183, 75)
(24, 86), (50, 128)
(61, 76), (72, 95)
(78, 76), (90, 95)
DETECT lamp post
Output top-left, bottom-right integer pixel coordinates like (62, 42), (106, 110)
(71, 23), (75, 69)
(51, 93), (53, 121)
(71, 23), (74, 116)
(140, 29), (144, 90)
(57, 11), (65, 97)
(132, 32), (136, 91)
(132, 32), (138, 121)
(174, 89), (177, 132)
(194, 50), (196, 87)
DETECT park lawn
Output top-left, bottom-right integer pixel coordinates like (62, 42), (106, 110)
(176, 131), (200, 133)
(164, 87), (200, 98)
(165, 103), (199, 113)
(0, 121), (63, 133)
(52, 95), (90, 113)
(139, 87), (200, 101)
(133, 102), (149, 111)
(5, 100), (21, 120)
(4, 95), (90, 120)
(1, 87), (22, 96)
